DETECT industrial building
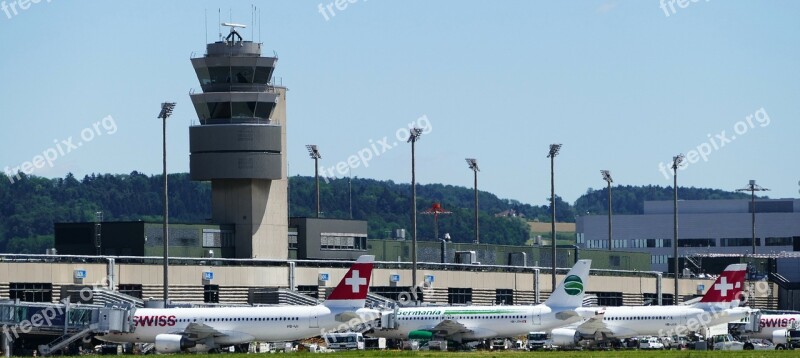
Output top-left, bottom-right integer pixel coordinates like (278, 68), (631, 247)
(576, 199), (800, 272)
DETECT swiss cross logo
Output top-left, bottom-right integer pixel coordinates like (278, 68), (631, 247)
(700, 264), (746, 303)
(326, 261), (374, 301)
(345, 270), (367, 293)
(714, 276), (735, 296)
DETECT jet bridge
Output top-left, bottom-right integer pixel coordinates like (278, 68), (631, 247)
(0, 299), (136, 356)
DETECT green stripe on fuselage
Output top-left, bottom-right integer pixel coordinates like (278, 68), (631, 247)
(442, 310), (521, 315)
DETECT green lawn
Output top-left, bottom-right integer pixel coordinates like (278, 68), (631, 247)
(156, 350), (795, 358)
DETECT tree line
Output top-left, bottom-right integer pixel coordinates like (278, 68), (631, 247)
(0, 172), (754, 253)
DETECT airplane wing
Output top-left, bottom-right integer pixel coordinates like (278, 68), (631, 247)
(555, 310), (580, 321)
(177, 322), (224, 340)
(574, 313), (638, 339)
(174, 323), (256, 346)
(430, 319), (471, 336)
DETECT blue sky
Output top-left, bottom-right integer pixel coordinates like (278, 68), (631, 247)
(1, 0), (798, 206)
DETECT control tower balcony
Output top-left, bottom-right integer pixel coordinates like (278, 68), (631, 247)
(190, 91), (278, 125)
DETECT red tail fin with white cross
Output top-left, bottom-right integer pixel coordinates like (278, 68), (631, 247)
(698, 263), (747, 304)
(323, 255), (374, 309)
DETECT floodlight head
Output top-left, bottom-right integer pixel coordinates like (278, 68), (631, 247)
(158, 102), (176, 119)
(601, 170), (613, 183)
(465, 158), (479, 172)
(671, 153), (685, 169)
(737, 180), (770, 192)
(407, 127), (423, 143)
(305, 144), (321, 159)
(547, 144), (562, 158)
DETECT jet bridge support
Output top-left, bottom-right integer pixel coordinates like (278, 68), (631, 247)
(38, 305), (137, 356)
(1, 333), (11, 358)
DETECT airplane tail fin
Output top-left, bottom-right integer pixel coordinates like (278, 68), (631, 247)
(323, 255), (374, 309)
(544, 259), (592, 308)
(696, 263), (747, 307)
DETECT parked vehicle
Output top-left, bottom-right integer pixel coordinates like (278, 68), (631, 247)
(742, 338), (775, 350)
(323, 332), (364, 350)
(639, 337), (665, 350)
(711, 334), (744, 350)
(787, 328), (800, 349)
(526, 332), (552, 351)
(489, 338), (510, 350)
(364, 337), (386, 350)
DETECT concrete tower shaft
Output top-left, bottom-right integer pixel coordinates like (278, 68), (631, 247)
(189, 27), (288, 259)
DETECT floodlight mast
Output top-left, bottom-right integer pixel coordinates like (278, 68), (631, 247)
(158, 102), (176, 304)
(671, 153), (684, 303)
(306, 145), (322, 218)
(737, 180), (770, 255)
(547, 144), (561, 293)
(466, 158), (480, 244)
(407, 128), (423, 303)
(601, 170), (613, 251)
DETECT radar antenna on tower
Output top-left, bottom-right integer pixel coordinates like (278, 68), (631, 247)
(222, 22), (247, 44)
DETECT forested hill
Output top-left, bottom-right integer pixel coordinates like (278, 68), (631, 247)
(0, 172), (755, 253)
(573, 185), (752, 216)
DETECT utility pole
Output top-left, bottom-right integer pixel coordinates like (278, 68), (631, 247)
(158, 102), (176, 303)
(407, 128), (423, 298)
(672, 153), (684, 303)
(547, 144), (562, 292)
(466, 158), (480, 244)
(306, 145), (322, 218)
(601, 170), (613, 251)
(737, 180), (769, 255)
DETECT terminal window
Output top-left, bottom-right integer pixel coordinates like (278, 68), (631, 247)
(448, 288), (473, 305)
(9, 283), (52, 302)
(495, 289), (513, 305)
(118, 284), (143, 299)
(60, 285), (93, 304)
(765, 237), (792, 246)
(320, 233), (367, 251)
(296, 285), (319, 300)
(643, 293), (674, 306)
(204, 284), (220, 303)
(720, 238), (760, 247)
(370, 286), (422, 303)
(590, 291), (623, 306)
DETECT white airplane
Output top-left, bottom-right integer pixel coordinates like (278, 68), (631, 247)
(368, 259), (592, 342)
(551, 263), (755, 346)
(744, 312), (800, 349)
(97, 255), (378, 353)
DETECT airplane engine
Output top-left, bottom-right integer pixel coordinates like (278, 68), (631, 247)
(408, 330), (434, 340)
(551, 328), (580, 347)
(772, 329), (787, 345)
(155, 334), (197, 353)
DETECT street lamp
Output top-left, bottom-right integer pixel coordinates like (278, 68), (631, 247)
(158, 101), (175, 303)
(306, 145), (322, 218)
(407, 127), (423, 300)
(737, 180), (770, 255)
(671, 153), (684, 303)
(547, 143), (561, 292)
(601, 170), (613, 251)
(465, 158), (480, 244)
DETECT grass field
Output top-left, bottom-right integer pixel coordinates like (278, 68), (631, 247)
(155, 350), (796, 358)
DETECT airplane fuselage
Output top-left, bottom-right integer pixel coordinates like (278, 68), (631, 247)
(369, 304), (579, 341)
(99, 306), (378, 346)
(746, 314), (800, 342)
(574, 305), (752, 338)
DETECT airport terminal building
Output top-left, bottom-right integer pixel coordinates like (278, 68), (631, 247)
(576, 199), (800, 272)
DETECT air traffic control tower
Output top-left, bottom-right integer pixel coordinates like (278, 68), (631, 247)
(189, 24), (288, 259)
